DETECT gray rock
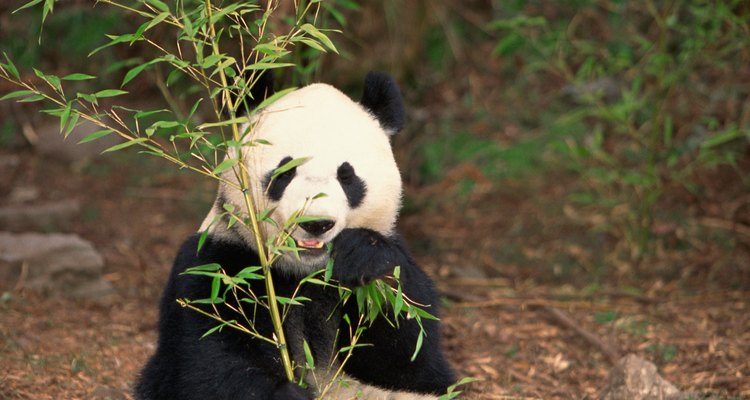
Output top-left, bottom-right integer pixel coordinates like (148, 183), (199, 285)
(600, 354), (681, 400)
(0, 232), (115, 298)
(0, 199), (80, 232)
(34, 119), (122, 163)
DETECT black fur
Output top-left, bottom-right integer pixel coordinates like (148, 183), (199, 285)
(262, 156), (295, 201)
(360, 71), (405, 134)
(246, 70), (276, 109)
(135, 229), (454, 399)
(337, 162), (367, 208)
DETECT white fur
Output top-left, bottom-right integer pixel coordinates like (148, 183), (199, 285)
(201, 83), (403, 274)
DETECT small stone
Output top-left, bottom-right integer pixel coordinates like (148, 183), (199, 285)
(34, 119), (122, 163)
(599, 354), (681, 400)
(0, 232), (115, 299)
(0, 199), (80, 232)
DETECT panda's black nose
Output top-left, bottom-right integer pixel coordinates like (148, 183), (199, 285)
(299, 219), (335, 236)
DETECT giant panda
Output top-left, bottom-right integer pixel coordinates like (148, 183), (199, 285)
(135, 72), (456, 400)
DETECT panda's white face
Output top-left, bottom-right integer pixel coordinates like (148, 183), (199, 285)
(202, 83), (403, 275)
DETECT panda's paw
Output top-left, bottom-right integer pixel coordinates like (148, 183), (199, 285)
(332, 228), (399, 286)
(272, 381), (313, 400)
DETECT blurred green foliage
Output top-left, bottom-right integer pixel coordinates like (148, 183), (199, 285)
(490, 0), (750, 262)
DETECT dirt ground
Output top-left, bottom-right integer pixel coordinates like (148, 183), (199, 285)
(0, 147), (749, 399)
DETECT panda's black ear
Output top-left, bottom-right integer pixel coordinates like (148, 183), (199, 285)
(236, 71), (275, 115)
(360, 71), (405, 135)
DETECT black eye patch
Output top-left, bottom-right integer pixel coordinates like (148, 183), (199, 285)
(262, 156), (295, 201)
(337, 162), (366, 208)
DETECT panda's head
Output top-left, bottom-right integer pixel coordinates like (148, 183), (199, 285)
(202, 72), (405, 275)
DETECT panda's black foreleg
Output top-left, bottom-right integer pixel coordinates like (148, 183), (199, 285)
(332, 228), (456, 394)
(331, 228), (415, 286)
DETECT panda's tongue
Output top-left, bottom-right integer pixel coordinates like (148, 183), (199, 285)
(298, 239), (324, 249)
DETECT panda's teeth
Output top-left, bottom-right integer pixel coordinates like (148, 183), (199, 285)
(297, 239), (324, 249)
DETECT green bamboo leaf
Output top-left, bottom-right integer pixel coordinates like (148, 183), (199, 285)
(145, 11), (170, 32)
(254, 87), (296, 111)
(196, 116), (249, 130)
(700, 128), (745, 149)
(13, 0), (43, 13)
(63, 112), (79, 138)
(271, 157), (310, 180)
(0, 90), (35, 101)
(145, 0), (170, 13)
(410, 330), (425, 362)
(89, 34), (135, 57)
(212, 158), (238, 175)
(122, 63), (150, 87)
(102, 137), (148, 153)
(185, 263), (222, 273)
(62, 73), (96, 81)
(299, 23), (338, 54)
(197, 228), (211, 252)
(182, 15), (194, 38)
(303, 339), (315, 368)
(236, 266), (263, 280)
(17, 94), (45, 102)
(200, 54), (223, 69)
(94, 89), (128, 98)
(41, 0), (54, 25)
(76, 92), (98, 105)
(210, 275), (220, 302)
(1, 53), (20, 80)
(200, 321), (232, 339)
(77, 129), (112, 144)
(245, 62), (295, 71)
(59, 101), (72, 134)
(134, 109), (169, 120)
(298, 38), (325, 52)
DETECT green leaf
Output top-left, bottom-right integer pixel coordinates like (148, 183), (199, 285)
(77, 129), (112, 144)
(17, 94), (45, 103)
(298, 38), (325, 52)
(62, 73), (96, 81)
(13, 0), (43, 14)
(236, 266), (263, 280)
(196, 116), (249, 130)
(59, 101), (72, 134)
(145, 0), (170, 13)
(303, 339), (315, 368)
(41, 0), (54, 24)
(0, 90), (35, 101)
(200, 321), (232, 339)
(210, 275), (221, 302)
(63, 111), (80, 138)
(76, 92), (98, 105)
(200, 54), (223, 69)
(701, 128), (745, 148)
(254, 87), (296, 110)
(134, 109), (169, 120)
(271, 157), (311, 180)
(145, 12), (170, 32)
(299, 24), (338, 54)
(89, 34), (134, 57)
(212, 158), (239, 175)
(244, 62), (295, 70)
(1, 53), (20, 80)
(94, 89), (128, 98)
(122, 63), (151, 87)
(102, 137), (148, 153)
(410, 330), (424, 361)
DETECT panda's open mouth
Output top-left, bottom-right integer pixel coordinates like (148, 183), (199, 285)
(296, 239), (327, 257)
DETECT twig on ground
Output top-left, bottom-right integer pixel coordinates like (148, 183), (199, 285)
(542, 305), (620, 365)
